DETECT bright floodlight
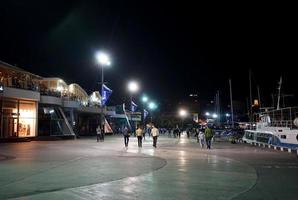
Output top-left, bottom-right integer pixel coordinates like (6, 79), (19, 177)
(179, 109), (188, 117)
(57, 86), (63, 92)
(212, 114), (218, 118)
(142, 96), (148, 103)
(148, 102), (157, 110)
(96, 51), (111, 66)
(205, 112), (210, 116)
(128, 81), (139, 93)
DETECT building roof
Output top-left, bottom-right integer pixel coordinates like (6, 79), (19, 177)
(0, 60), (42, 79)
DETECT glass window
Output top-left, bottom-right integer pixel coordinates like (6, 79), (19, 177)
(18, 100), (36, 137)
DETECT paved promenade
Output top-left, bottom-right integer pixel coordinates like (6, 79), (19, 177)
(0, 134), (297, 199)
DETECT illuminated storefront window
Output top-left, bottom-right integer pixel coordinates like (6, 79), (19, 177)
(18, 101), (37, 137)
(0, 98), (37, 138)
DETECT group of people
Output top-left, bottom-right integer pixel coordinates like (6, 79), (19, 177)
(123, 125), (159, 148)
(197, 126), (214, 149)
(97, 124), (160, 148)
(97, 123), (215, 149)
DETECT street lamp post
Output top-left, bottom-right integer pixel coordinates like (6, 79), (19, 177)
(148, 101), (157, 124)
(225, 113), (230, 125)
(141, 95), (148, 125)
(179, 109), (188, 130)
(127, 81), (139, 111)
(127, 81), (139, 133)
(95, 51), (111, 141)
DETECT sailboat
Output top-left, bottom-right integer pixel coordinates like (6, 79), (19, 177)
(242, 77), (298, 150)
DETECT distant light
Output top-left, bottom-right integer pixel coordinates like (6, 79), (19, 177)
(128, 81), (139, 93)
(96, 51), (111, 66)
(212, 114), (218, 118)
(148, 102), (157, 110)
(226, 113), (230, 117)
(142, 96), (148, 103)
(57, 86), (63, 92)
(49, 109), (54, 114)
(90, 93), (99, 103)
(205, 112), (210, 116)
(179, 109), (188, 117)
(69, 85), (74, 92)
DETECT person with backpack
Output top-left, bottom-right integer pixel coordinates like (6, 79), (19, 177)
(205, 125), (214, 149)
(123, 126), (130, 147)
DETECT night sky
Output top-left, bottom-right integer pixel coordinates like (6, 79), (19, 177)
(1, 1), (297, 109)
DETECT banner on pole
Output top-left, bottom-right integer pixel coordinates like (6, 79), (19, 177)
(131, 101), (138, 112)
(101, 84), (112, 106)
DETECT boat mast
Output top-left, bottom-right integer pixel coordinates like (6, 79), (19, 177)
(229, 79), (234, 128)
(277, 76), (282, 110)
(257, 85), (261, 109)
(249, 69), (253, 122)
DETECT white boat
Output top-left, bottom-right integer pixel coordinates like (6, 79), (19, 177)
(243, 76), (298, 150)
(243, 107), (298, 150)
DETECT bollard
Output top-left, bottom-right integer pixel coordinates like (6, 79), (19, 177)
(280, 147), (284, 151)
(288, 149), (291, 153)
(274, 146), (277, 150)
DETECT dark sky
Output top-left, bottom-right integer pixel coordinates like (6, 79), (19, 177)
(1, 1), (297, 109)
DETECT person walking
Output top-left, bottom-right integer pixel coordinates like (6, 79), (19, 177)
(123, 126), (130, 147)
(96, 125), (101, 142)
(143, 126), (146, 141)
(151, 125), (159, 148)
(136, 126), (143, 147)
(178, 128), (181, 138)
(198, 131), (205, 148)
(205, 125), (214, 149)
(101, 124), (105, 141)
(186, 129), (190, 138)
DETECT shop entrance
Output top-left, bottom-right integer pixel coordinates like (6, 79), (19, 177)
(2, 117), (18, 137)
(0, 98), (37, 138)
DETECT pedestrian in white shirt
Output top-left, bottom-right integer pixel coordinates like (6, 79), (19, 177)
(151, 125), (159, 148)
(198, 131), (205, 148)
(136, 126), (143, 147)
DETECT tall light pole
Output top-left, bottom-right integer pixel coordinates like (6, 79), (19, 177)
(148, 101), (157, 123)
(179, 108), (188, 130)
(225, 113), (230, 125)
(127, 81), (139, 110)
(141, 95), (148, 126)
(127, 81), (139, 132)
(95, 51), (111, 138)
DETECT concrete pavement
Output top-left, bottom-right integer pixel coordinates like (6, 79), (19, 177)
(0, 134), (297, 199)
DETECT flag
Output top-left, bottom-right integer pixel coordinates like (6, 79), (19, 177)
(131, 101), (138, 112)
(101, 84), (112, 106)
(144, 109), (149, 119)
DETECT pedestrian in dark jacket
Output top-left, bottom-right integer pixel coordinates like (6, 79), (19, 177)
(205, 126), (214, 149)
(96, 125), (101, 142)
(123, 126), (130, 147)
